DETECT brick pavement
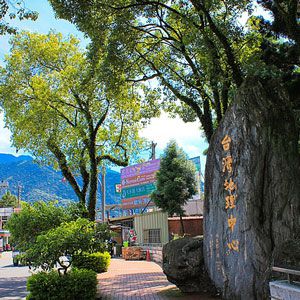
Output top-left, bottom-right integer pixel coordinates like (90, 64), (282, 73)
(97, 258), (173, 300)
(97, 258), (219, 300)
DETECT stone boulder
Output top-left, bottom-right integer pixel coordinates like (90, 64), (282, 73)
(204, 78), (300, 299)
(162, 236), (218, 295)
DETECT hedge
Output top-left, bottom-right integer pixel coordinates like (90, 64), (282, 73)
(72, 251), (111, 273)
(26, 268), (97, 300)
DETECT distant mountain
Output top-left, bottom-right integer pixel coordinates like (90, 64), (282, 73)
(0, 154), (33, 164)
(0, 154), (121, 208)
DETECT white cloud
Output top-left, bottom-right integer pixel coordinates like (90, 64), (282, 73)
(141, 113), (203, 145)
(140, 112), (208, 172)
(0, 112), (27, 156)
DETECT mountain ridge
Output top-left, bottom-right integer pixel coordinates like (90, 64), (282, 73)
(0, 153), (121, 207)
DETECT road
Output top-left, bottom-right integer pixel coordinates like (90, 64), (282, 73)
(0, 252), (31, 300)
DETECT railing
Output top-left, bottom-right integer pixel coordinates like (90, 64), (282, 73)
(272, 266), (300, 284)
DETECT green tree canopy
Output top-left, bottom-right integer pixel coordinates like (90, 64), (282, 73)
(0, 31), (153, 219)
(151, 140), (197, 234)
(25, 218), (108, 274)
(6, 201), (75, 251)
(49, 0), (299, 142)
(0, 191), (18, 207)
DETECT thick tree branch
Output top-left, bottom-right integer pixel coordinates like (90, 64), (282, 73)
(97, 154), (128, 167)
(79, 148), (89, 199)
(48, 104), (76, 128)
(47, 139), (85, 203)
(94, 102), (109, 137)
(127, 72), (160, 82)
(103, 1), (204, 31)
(191, 0), (243, 86)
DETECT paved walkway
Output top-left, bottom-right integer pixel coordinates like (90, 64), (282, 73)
(0, 252), (30, 300)
(97, 259), (219, 300)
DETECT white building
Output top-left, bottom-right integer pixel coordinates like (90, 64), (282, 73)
(0, 207), (19, 251)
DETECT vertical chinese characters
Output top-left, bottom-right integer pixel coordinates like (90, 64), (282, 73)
(221, 135), (239, 253)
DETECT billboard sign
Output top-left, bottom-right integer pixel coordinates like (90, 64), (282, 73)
(121, 159), (160, 180)
(121, 173), (156, 188)
(121, 182), (156, 199)
(120, 156), (203, 211)
(121, 159), (160, 211)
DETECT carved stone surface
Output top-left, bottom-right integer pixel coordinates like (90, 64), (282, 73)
(204, 78), (300, 299)
(162, 237), (217, 294)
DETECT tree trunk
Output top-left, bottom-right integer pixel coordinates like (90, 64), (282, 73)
(88, 141), (98, 220)
(179, 214), (185, 236)
(203, 77), (300, 299)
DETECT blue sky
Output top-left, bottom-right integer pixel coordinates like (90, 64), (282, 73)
(0, 0), (208, 173)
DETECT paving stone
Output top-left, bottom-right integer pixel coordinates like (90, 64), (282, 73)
(97, 258), (174, 300)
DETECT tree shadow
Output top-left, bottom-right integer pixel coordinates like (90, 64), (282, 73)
(0, 277), (28, 298)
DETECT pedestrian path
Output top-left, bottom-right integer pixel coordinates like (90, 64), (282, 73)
(97, 258), (173, 299)
(97, 259), (219, 300)
(0, 251), (30, 300)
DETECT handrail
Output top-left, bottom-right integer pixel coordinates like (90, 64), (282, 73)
(272, 266), (300, 283)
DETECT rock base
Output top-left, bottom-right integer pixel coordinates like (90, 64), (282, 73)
(162, 236), (218, 295)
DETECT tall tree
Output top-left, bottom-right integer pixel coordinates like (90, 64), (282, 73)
(0, 32), (150, 219)
(48, 0), (299, 142)
(47, 1), (300, 298)
(151, 140), (197, 234)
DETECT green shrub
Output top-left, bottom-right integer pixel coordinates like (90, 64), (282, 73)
(72, 251), (111, 273)
(26, 268), (97, 300)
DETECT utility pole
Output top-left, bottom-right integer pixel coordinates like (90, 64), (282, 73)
(151, 141), (157, 160)
(101, 166), (106, 223)
(17, 183), (22, 207)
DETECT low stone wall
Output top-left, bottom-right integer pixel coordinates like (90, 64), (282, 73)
(141, 246), (163, 264)
(270, 280), (300, 300)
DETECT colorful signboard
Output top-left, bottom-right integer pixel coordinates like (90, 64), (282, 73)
(121, 156), (203, 212)
(121, 159), (160, 211)
(121, 182), (156, 199)
(121, 173), (156, 188)
(121, 159), (160, 180)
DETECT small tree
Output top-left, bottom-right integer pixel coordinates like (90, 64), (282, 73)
(6, 201), (76, 251)
(0, 191), (18, 208)
(25, 218), (105, 274)
(151, 140), (197, 234)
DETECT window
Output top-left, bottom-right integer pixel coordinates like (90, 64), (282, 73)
(143, 229), (161, 244)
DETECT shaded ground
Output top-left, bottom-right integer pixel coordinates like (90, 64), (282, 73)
(97, 258), (220, 300)
(159, 287), (220, 299)
(1, 252), (220, 299)
(0, 252), (31, 300)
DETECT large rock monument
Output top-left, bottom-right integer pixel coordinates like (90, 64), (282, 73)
(163, 236), (218, 295)
(204, 78), (300, 299)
